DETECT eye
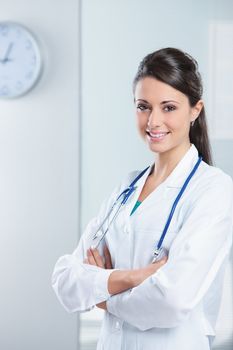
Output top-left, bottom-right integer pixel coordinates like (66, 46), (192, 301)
(163, 105), (176, 112)
(136, 103), (151, 111)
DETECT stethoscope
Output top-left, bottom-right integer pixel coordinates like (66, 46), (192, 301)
(92, 155), (202, 263)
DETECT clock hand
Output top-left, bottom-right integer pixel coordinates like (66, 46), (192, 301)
(2, 42), (14, 64)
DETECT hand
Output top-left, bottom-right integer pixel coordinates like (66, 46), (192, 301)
(131, 256), (168, 287)
(96, 257), (168, 309)
(84, 245), (113, 269)
(105, 255), (168, 295)
(84, 245), (168, 301)
(83, 246), (112, 311)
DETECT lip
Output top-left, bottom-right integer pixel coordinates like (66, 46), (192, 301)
(146, 130), (170, 142)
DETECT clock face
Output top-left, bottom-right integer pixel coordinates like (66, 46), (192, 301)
(0, 22), (42, 98)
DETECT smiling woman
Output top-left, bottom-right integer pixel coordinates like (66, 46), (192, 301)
(52, 48), (233, 350)
(133, 48), (211, 167)
(134, 77), (202, 157)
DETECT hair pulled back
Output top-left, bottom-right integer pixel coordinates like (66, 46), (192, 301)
(133, 47), (212, 165)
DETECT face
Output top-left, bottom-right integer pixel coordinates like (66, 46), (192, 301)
(134, 77), (203, 156)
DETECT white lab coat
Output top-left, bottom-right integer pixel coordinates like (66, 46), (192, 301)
(52, 144), (233, 350)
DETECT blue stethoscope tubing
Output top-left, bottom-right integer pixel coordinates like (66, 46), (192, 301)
(152, 155), (202, 262)
(92, 155), (202, 263)
(92, 166), (150, 246)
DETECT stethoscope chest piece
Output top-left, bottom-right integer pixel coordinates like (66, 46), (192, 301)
(152, 247), (168, 263)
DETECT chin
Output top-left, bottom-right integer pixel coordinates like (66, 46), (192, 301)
(148, 140), (177, 154)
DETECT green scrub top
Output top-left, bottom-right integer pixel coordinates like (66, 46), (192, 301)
(130, 200), (142, 216)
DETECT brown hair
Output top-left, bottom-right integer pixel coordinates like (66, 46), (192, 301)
(133, 47), (213, 165)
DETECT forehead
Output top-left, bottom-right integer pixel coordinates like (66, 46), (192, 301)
(134, 77), (187, 103)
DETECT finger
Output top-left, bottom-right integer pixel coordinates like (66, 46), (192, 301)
(90, 248), (104, 268)
(83, 258), (89, 264)
(104, 245), (113, 269)
(87, 249), (97, 265)
(151, 255), (168, 268)
(157, 256), (168, 266)
(96, 301), (107, 310)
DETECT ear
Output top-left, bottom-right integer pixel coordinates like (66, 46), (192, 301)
(190, 99), (204, 123)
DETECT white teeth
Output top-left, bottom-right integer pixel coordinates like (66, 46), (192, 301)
(149, 132), (168, 138)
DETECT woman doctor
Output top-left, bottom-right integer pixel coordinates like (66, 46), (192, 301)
(52, 48), (233, 350)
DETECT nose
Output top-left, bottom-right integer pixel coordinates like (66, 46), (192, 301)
(147, 109), (163, 129)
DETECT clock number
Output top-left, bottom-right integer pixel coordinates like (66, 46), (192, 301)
(16, 81), (23, 91)
(0, 85), (10, 96)
(25, 40), (32, 50)
(25, 71), (34, 80)
(0, 25), (9, 36)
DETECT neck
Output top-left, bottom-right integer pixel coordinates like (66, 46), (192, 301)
(151, 142), (192, 181)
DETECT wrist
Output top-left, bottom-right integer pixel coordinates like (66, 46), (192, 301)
(127, 268), (143, 288)
(107, 269), (135, 295)
(129, 265), (154, 287)
(125, 269), (137, 288)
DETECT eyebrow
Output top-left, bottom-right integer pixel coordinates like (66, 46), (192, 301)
(135, 98), (180, 104)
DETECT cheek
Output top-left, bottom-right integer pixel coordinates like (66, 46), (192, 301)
(167, 111), (190, 132)
(136, 113), (148, 129)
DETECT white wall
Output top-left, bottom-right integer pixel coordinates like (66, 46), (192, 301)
(0, 1), (80, 349)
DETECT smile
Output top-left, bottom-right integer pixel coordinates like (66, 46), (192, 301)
(146, 131), (170, 142)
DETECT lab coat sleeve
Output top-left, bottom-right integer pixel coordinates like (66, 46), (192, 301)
(107, 174), (233, 330)
(51, 220), (114, 313)
(51, 173), (133, 313)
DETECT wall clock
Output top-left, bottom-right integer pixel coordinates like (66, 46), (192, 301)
(0, 21), (42, 98)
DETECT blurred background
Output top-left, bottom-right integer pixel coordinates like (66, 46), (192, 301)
(0, 0), (232, 349)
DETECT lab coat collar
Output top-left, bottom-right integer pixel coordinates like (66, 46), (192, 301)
(133, 143), (199, 193)
(124, 144), (200, 218)
(148, 143), (200, 188)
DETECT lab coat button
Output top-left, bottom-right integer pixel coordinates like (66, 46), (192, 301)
(123, 225), (129, 234)
(115, 321), (121, 329)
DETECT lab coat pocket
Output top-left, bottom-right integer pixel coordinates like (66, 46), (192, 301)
(136, 228), (179, 248)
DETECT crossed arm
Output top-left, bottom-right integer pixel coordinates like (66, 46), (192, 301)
(84, 246), (168, 310)
(52, 175), (233, 330)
